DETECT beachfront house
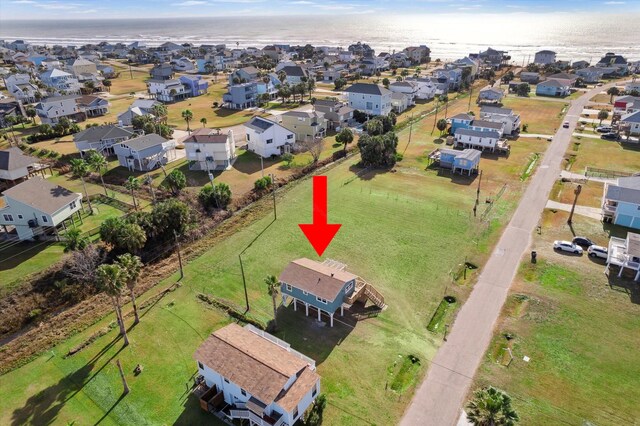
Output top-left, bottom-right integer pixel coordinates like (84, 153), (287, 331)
(533, 50), (556, 65)
(536, 79), (571, 97)
(0, 177), (82, 241)
(244, 116), (295, 158)
(194, 323), (320, 426)
(279, 111), (327, 142)
(344, 83), (392, 116)
(183, 128), (236, 171)
(114, 133), (177, 172)
(279, 258), (385, 327)
(596, 53), (629, 75)
(73, 124), (135, 155)
(35, 95), (83, 124)
(602, 176), (640, 228)
(438, 148), (481, 175)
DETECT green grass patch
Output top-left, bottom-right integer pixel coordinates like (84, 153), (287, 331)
(427, 297), (457, 332)
(520, 153), (539, 181)
(388, 354), (422, 393)
(521, 261), (583, 296)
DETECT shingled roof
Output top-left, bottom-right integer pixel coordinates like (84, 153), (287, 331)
(2, 177), (81, 215)
(194, 324), (318, 406)
(0, 147), (37, 172)
(279, 258), (358, 301)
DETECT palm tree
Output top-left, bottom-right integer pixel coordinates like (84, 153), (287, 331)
(264, 275), (280, 329)
(200, 117), (207, 128)
(124, 176), (140, 210)
(597, 109), (609, 126)
(152, 103), (168, 125)
(143, 174), (156, 203)
(96, 263), (130, 346)
(69, 158), (93, 214)
(466, 386), (519, 426)
(182, 109), (193, 132)
(86, 150), (109, 196)
(116, 253), (143, 325)
(606, 86), (620, 103)
(436, 118), (448, 136)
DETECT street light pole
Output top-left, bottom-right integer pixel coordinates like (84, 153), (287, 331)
(567, 184), (582, 225)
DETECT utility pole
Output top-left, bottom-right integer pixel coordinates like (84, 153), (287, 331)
(271, 173), (277, 220)
(468, 85), (473, 111)
(238, 254), (250, 312)
(260, 155), (264, 178)
(116, 359), (130, 395)
(567, 184), (582, 225)
(129, 62), (133, 80)
(431, 98), (439, 135)
(174, 230), (184, 280)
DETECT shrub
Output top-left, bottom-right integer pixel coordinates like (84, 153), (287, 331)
(198, 183), (232, 210)
(254, 176), (272, 191)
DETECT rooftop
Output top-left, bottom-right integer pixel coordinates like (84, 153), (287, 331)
(120, 133), (167, 151)
(183, 128), (229, 144)
(2, 177), (80, 215)
(73, 124), (134, 143)
(344, 83), (391, 96)
(279, 258), (358, 301)
(0, 147), (37, 172)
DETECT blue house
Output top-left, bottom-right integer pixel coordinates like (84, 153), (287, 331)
(279, 258), (385, 327)
(179, 75), (209, 97)
(439, 148), (481, 175)
(449, 113), (474, 134)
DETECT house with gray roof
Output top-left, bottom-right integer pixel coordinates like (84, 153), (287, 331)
(536, 79), (571, 97)
(0, 177), (82, 241)
(114, 133), (177, 171)
(344, 83), (392, 116)
(0, 147), (38, 183)
(244, 117), (295, 158)
(596, 53), (628, 75)
(35, 94), (84, 124)
(313, 100), (354, 130)
(74, 124), (135, 154)
(479, 106), (521, 135)
(477, 86), (504, 104)
(117, 99), (161, 126)
(620, 110), (640, 136)
(602, 176), (640, 229)
(454, 128), (502, 152)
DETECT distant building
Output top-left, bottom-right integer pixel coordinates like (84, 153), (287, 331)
(73, 124), (134, 155)
(533, 50), (556, 65)
(183, 128), (236, 171)
(279, 111), (327, 142)
(344, 83), (392, 116)
(35, 95), (83, 124)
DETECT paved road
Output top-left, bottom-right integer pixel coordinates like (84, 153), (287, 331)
(545, 200), (601, 220)
(399, 80), (626, 426)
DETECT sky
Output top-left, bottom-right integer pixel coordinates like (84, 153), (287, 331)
(1, 0), (638, 19)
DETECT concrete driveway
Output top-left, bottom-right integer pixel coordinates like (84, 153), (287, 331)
(399, 79), (629, 426)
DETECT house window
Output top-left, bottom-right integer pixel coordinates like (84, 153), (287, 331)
(312, 384), (318, 397)
(241, 389), (247, 397)
(285, 284), (292, 292)
(3, 214), (13, 222)
(41, 216), (48, 223)
(224, 378), (230, 383)
(316, 297), (328, 304)
(69, 201), (77, 209)
(302, 291), (308, 296)
(345, 282), (354, 293)
(198, 361), (204, 370)
(293, 407), (299, 419)
(287, 134), (293, 139)
(266, 138), (273, 144)
(17, 214), (23, 219)
(246, 134), (250, 141)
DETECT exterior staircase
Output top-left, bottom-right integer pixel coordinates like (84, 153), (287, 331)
(344, 277), (385, 309)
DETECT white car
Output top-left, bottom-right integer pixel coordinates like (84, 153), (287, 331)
(553, 240), (583, 254)
(587, 245), (608, 259)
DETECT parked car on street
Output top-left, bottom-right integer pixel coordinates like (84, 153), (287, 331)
(553, 240), (583, 254)
(587, 245), (608, 259)
(572, 236), (594, 247)
(563, 121), (570, 128)
(601, 132), (620, 140)
(596, 126), (612, 133)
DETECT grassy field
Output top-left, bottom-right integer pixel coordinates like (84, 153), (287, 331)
(568, 136), (640, 175)
(107, 63), (152, 95)
(0, 103), (536, 424)
(549, 179), (604, 208)
(474, 210), (640, 425)
(502, 97), (568, 135)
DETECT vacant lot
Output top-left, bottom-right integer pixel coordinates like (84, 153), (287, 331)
(569, 136), (640, 175)
(502, 97), (568, 135)
(474, 210), (640, 425)
(550, 179), (604, 208)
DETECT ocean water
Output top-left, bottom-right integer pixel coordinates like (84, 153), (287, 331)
(1, 14), (639, 63)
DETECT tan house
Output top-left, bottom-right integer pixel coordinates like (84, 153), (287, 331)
(71, 58), (98, 77)
(279, 111), (327, 142)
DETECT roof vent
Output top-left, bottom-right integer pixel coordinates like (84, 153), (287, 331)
(331, 273), (334, 277)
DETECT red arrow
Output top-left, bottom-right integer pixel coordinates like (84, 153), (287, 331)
(299, 175), (341, 257)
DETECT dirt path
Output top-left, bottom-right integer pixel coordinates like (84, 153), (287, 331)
(399, 80), (628, 426)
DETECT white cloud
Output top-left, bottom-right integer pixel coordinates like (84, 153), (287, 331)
(604, 1), (625, 3)
(174, 0), (207, 5)
(290, 0), (315, 4)
(11, 0), (37, 3)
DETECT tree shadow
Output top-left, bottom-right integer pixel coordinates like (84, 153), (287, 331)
(347, 164), (391, 181)
(10, 337), (126, 426)
(0, 241), (55, 273)
(173, 390), (226, 426)
(232, 150), (281, 175)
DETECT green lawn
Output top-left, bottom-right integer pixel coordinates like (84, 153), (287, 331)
(569, 136), (640, 174)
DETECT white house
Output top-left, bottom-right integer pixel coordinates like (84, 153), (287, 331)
(244, 116), (295, 158)
(344, 83), (392, 116)
(184, 128), (236, 171)
(391, 92), (410, 113)
(0, 177), (82, 241)
(35, 95), (83, 124)
(147, 79), (189, 103)
(626, 81), (640, 94)
(388, 81), (419, 105)
(39, 68), (81, 94)
(454, 128), (501, 152)
(479, 106), (521, 135)
(533, 50), (556, 65)
(404, 77), (437, 100)
(620, 110), (640, 136)
(0, 147), (38, 183)
(5, 74), (40, 104)
(117, 99), (161, 126)
(194, 323), (320, 426)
